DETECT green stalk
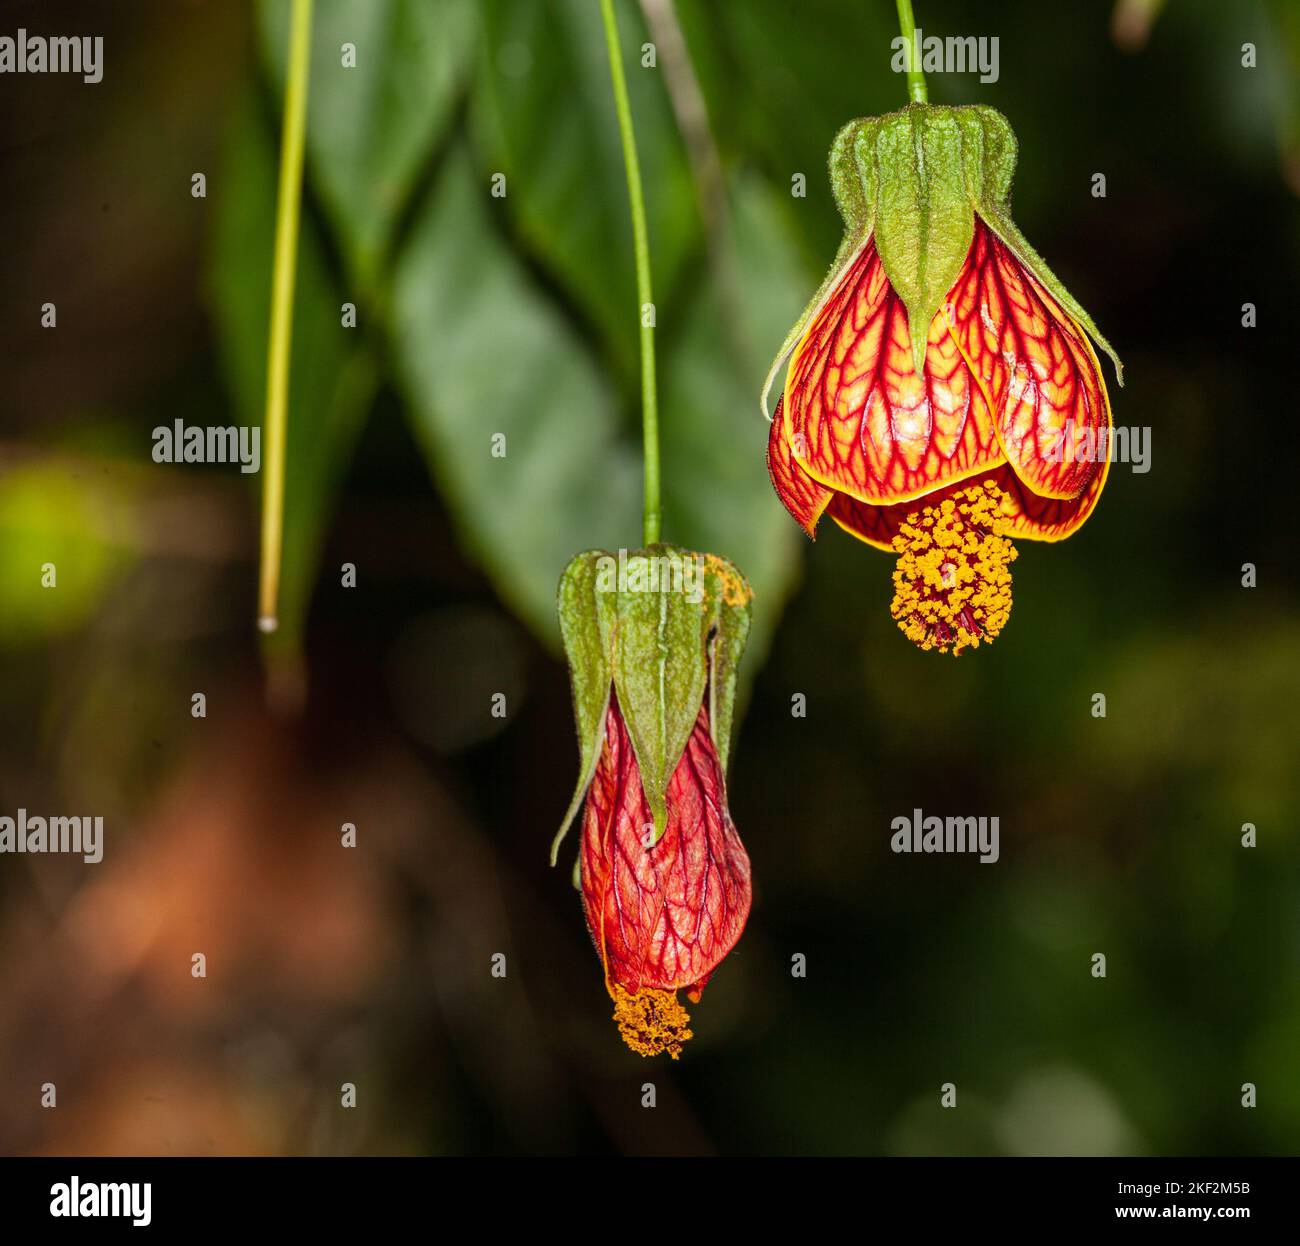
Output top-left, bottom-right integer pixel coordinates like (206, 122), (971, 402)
(895, 0), (929, 104)
(258, 0), (314, 633)
(599, 0), (661, 547)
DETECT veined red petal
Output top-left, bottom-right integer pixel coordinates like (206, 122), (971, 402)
(782, 237), (1003, 506)
(995, 456), (1107, 541)
(766, 395), (833, 537)
(829, 459), (1107, 549)
(946, 219), (1111, 500)
(824, 492), (899, 552)
(580, 698), (751, 998)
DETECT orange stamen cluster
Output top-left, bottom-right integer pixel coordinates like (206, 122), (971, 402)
(610, 985), (694, 1059)
(889, 481), (1017, 655)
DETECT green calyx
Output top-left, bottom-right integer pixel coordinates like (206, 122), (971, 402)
(760, 103), (1122, 416)
(551, 545), (753, 867)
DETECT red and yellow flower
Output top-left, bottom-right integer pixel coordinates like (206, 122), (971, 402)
(765, 104), (1122, 654)
(580, 695), (750, 1057)
(554, 548), (754, 1057)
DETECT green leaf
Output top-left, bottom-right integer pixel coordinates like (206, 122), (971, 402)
(207, 90), (376, 651)
(552, 550), (615, 865)
(473, 0), (699, 373)
(674, 0), (898, 241)
(608, 547), (712, 844)
(870, 107), (975, 377)
(390, 143), (639, 643)
(258, 0), (478, 288)
(703, 555), (753, 778)
(662, 177), (804, 673)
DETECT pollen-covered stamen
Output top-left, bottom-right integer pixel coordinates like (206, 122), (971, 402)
(889, 480), (1018, 655)
(610, 985), (694, 1059)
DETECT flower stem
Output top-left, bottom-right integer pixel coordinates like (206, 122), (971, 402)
(599, 0), (661, 547)
(895, 0), (929, 104)
(258, 0), (314, 634)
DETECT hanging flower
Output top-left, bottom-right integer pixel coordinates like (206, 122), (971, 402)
(579, 696), (750, 1057)
(553, 548), (754, 1057)
(764, 104), (1122, 654)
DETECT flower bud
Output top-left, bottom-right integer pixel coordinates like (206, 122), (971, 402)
(554, 546), (753, 1057)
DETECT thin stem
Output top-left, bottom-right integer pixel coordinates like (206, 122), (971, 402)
(599, 0), (661, 547)
(258, 0), (314, 633)
(895, 0), (929, 104)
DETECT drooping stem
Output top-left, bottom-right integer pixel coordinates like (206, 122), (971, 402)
(258, 0), (314, 633)
(895, 0), (929, 104)
(599, 0), (661, 547)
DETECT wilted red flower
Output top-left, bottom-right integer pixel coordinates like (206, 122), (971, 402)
(554, 547), (755, 1057)
(765, 105), (1121, 654)
(580, 696), (751, 1058)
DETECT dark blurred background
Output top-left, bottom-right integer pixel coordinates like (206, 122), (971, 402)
(0, 0), (1296, 1156)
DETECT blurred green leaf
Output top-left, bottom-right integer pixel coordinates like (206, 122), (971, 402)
(0, 463), (133, 643)
(676, 0), (898, 257)
(391, 143), (639, 644)
(207, 90), (377, 650)
(473, 0), (700, 373)
(661, 177), (805, 661)
(258, 0), (478, 288)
